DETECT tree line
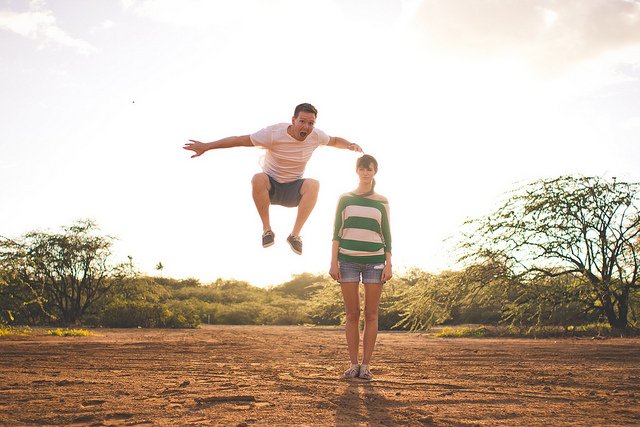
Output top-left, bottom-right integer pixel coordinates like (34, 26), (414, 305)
(1, 176), (639, 333)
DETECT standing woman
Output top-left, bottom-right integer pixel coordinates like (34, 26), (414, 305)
(330, 154), (392, 380)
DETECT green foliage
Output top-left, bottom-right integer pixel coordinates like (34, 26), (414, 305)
(497, 323), (616, 338)
(167, 278), (266, 305)
(629, 290), (640, 329)
(568, 323), (613, 336)
(432, 323), (619, 338)
(271, 273), (325, 299)
(99, 300), (198, 328)
(0, 245), (50, 324)
(171, 285), (224, 303)
(213, 301), (264, 325)
(0, 220), (136, 325)
(162, 297), (218, 325)
(116, 277), (171, 303)
(259, 294), (310, 325)
(501, 274), (600, 329)
(7, 209), (635, 332)
(207, 279), (268, 304)
(164, 299), (206, 328)
(153, 277), (201, 290)
(304, 275), (413, 330)
(377, 276), (412, 330)
(306, 278), (343, 325)
(461, 176), (640, 331)
(392, 270), (460, 331)
(436, 326), (489, 338)
(100, 301), (168, 328)
(389, 260), (613, 334)
(0, 326), (31, 337)
(46, 328), (93, 337)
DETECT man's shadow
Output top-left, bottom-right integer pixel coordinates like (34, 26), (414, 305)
(334, 380), (395, 426)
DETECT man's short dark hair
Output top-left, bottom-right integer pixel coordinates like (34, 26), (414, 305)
(294, 103), (318, 118)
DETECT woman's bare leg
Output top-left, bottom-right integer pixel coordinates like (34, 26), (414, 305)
(361, 283), (383, 366)
(340, 282), (361, 365)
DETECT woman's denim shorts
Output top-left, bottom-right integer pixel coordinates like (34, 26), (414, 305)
(339, 261), (385, 284)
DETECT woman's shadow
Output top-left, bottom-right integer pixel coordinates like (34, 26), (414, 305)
(334, 380), (395, 426)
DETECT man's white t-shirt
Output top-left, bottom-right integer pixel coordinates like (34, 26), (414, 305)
(250, 123), (331, 183)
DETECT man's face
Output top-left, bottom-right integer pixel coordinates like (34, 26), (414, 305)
(290, 111), (316, 141)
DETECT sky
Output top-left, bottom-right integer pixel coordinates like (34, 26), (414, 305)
(1, 0), (640, 287)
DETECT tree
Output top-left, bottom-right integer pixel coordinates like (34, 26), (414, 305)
(0, 236), (51, 324)
(155, 262), (164, 277)
(306, 278), (344, 325)
(393, 270), (468, 330)
(271, 273), (326, 299)
(0, 220), (135, 324)
(462, 176), (640, 331)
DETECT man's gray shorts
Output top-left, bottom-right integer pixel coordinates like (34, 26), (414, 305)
(268, 175), (304, 207)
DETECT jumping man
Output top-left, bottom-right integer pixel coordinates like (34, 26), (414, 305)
(183, 103), (362, 255)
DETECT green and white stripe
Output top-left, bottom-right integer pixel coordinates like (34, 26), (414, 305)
(333, 192), (392, 263)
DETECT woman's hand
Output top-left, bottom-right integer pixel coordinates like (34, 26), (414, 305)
(381, 264), (393, 283)
(329, 262), (341, 281)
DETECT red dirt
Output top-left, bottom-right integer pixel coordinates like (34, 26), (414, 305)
(1, 325), (640, 426)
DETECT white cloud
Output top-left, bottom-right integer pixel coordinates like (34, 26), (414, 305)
(409, 0), (640, 73)
(623, 115), (640, 129)
(0, 0), (95, 54)
(89, 19), (115, 34)
(100, 20), (115, 30)
(120, 0), (413, 34)
(120, 0), (260, 28)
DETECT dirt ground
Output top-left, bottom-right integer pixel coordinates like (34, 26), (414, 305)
(1, 325), (640, 426)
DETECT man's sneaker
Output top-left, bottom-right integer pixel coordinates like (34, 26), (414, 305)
(287, 234), (302, 255)
(262, 230), (275, 248)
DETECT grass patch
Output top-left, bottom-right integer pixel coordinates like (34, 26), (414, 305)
(567, 323), (613, 335)
(433, 323), (634, 338)
(0, 326), (32, 337)
(436, 326), (489, 338)
(46, 328), (94, 337)
(498, 323), (616, 338)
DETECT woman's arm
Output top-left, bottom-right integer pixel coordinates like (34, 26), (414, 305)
(382, 251), (393, 282)
(329, 240), (341, 281)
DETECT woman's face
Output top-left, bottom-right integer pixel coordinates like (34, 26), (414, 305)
(357, 163), (376, 184)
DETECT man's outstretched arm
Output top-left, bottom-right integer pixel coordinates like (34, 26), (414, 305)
(183, 135), (253, 158)
(327, 136), (363, 153)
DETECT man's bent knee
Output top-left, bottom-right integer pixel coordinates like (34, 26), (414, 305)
(252, 173), (270, 191)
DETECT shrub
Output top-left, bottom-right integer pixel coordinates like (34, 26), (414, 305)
(46, 328), (93, 337)
(307, 281), (344, 326)
(164, 299), (203, 328)
(215, 302), (264, 325)
(100, 301), (171, 328)
(436, 326), (489, 338)
(0, 326), (31, 337)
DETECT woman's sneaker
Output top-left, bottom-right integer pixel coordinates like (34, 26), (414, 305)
(343, 364), (360, 379)
(358, 364), (373, 380)
(262, 230), (275, 248)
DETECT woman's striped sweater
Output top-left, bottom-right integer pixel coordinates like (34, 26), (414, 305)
(333, 192), (392, 263)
